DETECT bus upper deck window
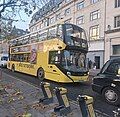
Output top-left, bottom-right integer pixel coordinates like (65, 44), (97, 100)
(38, 31), (47, 41)
(65, 24), (74, 35)
(48, 26), (57, 39)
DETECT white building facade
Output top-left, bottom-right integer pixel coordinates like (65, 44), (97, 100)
(29, 0), (120, 69)
(105, 0), (120, 62)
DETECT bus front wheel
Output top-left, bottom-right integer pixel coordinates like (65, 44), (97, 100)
(37, 68), (44, 81)
(11, 64), (15, 72)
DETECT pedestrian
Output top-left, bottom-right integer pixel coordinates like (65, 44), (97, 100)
(88, 60), (92, 69)
(93, 62), (96, 70)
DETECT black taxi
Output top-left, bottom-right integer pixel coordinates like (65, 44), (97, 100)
(92, 58), (120, 105)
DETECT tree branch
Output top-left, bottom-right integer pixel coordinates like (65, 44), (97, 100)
(0, 0), (17, 14)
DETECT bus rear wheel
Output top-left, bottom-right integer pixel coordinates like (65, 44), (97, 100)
(37, 68), (44, 81)
(11, 64), (15, 72)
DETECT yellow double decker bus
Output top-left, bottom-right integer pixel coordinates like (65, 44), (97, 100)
(7, 23), (89, 83)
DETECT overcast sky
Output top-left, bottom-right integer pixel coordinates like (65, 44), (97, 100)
(0, 0), (42, 31)
(13, 13), (31, 30)
(13, 9), (38, 30)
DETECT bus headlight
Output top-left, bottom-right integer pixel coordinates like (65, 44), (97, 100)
(67, 72), (71, 76)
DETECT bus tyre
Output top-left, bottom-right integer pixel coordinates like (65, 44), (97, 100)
(11, 64), (15, 72)
(37, 68), (44, 81)
(102, 87), (120, 105)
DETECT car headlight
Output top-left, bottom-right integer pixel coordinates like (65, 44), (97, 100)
(67, 72), (71, 76)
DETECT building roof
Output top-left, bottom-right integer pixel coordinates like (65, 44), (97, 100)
(11, 26), (29, 37)
(30, 0), (64, 24)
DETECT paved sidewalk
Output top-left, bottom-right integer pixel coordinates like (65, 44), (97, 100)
(0, 70), (110, 117)
(0, 72), (84, 117)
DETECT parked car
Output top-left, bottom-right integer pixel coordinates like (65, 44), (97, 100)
(0, 54), (8, 67)
(92, 58), (120, 105)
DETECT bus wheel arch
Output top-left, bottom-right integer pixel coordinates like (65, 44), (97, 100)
(11, 64), (15, 72)
(37, 67), (44, 81)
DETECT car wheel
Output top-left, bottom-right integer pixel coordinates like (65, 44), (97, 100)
(102, 87), (120, 105)
(37, 68), (44, 81)
(11, 64), (15, 72)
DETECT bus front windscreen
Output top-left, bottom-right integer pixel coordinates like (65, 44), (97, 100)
(61, 50), (87, 72)
(64, 24), (87, 49)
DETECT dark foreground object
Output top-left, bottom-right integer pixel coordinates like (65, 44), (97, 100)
(92, 58), (120, 105)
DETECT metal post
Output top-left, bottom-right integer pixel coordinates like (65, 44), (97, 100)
(77, 95), (95, 117)
(39, 82), (53, 104)
(54, 87), (71, 116)
(77, 95), (89, 117)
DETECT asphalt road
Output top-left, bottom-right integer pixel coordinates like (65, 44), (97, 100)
(2, 68), (119, 117)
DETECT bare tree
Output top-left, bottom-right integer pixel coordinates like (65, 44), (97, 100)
(0, 0), (46, 20)
(0, 0), (50, 40)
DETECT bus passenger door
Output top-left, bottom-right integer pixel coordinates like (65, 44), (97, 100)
(46, 51), (61, 82)
(47, 64), (60, 82)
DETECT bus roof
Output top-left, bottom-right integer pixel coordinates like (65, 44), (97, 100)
(9, 22), (64, 42)
(10, 22), (84, 42)
(9, 23), (85, 48)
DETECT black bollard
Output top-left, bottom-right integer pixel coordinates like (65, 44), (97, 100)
(54, 87), (71, 116)
(39, 82), (53, 104)
(77, 95), (95, 117)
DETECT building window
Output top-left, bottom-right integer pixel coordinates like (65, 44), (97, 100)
(90, 10), (100, 21)
(49, 17), (54, 24)
(113, 45), (120, 55)
(35, 25), (39, 31)
(76, 16), (84, 25)
(91, 0), (99, 4)
(115, 0), (120, 8)
(65, 8), (71, 16)
(39, 24), (41, 29)
(56, 13), (61, 21)
(35, 26), (37, 31)
(77, 1), (84, 10)
(90, 25), (99, 40)
(32, 28), (34, 32)
(114, 15), (120, 27)
(44, 20), (48, 27)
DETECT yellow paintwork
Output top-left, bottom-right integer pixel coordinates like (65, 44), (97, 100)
(59, 87), (67, 94)
(85, 95), (95, 117)
(7, 38), (89, 83)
